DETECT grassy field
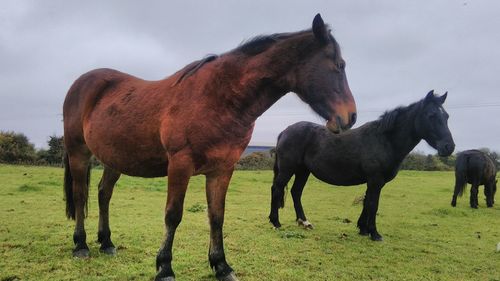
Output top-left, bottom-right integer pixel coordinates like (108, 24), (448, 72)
(0, 164), (499, 281)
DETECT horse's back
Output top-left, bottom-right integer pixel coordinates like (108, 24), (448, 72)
(457, 150), (495, 185)
(276, 121), (320, 168)
(63, 68), (139, 121)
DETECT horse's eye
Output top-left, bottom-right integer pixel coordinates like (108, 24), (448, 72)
(337, 61), (346, 70)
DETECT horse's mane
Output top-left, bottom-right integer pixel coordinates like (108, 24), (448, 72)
(173, 55), (218, 86)
(235, 32), (299, 55)
(377, 100), (422, 132)
(173, 26), (337, 85)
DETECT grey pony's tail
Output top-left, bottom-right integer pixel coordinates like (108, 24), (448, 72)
(272, 132), (286, 208)
(454, 154), (468, 197)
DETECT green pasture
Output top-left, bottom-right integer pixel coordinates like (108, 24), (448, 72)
(0, 164), (499, 281)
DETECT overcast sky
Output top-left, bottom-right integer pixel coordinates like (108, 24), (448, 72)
(1, 0), (500, 154)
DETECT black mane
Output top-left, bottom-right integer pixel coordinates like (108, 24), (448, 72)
(377, 100), (422, 132)
(235, 33), (297, 55)
(174, 26), (339, 85)
(173, 54), (218, 85)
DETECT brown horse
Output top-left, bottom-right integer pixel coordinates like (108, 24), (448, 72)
(63, 14), (356, 281)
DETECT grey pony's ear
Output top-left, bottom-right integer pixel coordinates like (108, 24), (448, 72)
(424, 90), (435, 104)
(437, 92), (448, 105)
(312, 13), (329, 44)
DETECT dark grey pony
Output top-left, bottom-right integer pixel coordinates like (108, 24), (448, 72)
(269, 91), (455, 241)
(451, 149), (497, 208)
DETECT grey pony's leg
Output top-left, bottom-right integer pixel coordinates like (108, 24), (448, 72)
(470, 184), (479, 208)
(290, 169), (312, 229)
(269, 171), (293, 228)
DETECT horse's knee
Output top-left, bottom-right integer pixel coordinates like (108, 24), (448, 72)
(165, 204), (183, 227)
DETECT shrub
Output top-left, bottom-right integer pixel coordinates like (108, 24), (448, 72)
(236, 151), (274, 170)
(0, 131), (37, 163)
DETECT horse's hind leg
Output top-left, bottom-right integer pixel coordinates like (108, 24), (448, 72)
(269, 170), (293, 228)
(290, 168), (312, 229)
(97, 166), (121, 255)
(484, 184), (494, 207)
(451, 172), (466, 207)
(470, 184), (479, 208)
(206, 169), (239, 281)
(66, 147), (92, 257)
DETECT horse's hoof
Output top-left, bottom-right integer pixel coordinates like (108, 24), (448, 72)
(270, 221), (281, 229)
(73, 248), (90, 258)
(218, 272), (239, 281)
(297, 219), (314, 230)
(358, 229), (369, 236)
(100, 247), (117, 256)
(370, 235), (383, 242)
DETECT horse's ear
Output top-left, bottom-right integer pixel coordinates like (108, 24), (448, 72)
(312, 13), (328, 44)
(424, 90), (435, 104)
(437, 92), (448, 105)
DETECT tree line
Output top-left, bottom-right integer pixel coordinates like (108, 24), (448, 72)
(0, 131), (64, 166)
(1, 131), (499, 171)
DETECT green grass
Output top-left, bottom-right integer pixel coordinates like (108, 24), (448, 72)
(0, 164), (499, 281)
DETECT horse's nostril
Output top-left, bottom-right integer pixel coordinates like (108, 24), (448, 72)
(445, 143), (455, 153)
(348, 112), (357, 128)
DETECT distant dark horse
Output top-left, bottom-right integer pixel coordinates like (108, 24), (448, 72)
(451, 150), (497, 208)
(63, 14), (356, 281)
(269, 91), (455, 241)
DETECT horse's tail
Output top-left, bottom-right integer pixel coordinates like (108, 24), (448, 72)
(64, 152), (91, 219)
(454, 154), (469, 197)
(273, 132), (287, 209)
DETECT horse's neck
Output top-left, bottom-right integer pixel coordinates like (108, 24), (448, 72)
(387, 110), (421, 162)
(216, 56), (291, 125)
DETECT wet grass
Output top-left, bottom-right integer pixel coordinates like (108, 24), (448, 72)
(0, 165), (499, 280)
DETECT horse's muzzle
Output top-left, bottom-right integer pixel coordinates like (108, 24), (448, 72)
(326, 112), (357, 134)
(437, 142), (455, 157)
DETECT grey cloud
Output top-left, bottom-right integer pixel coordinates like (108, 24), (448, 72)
(1, 0), (500, 155)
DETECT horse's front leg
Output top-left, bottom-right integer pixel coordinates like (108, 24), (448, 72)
(357, 192), (369, 236)
(155, 153), (193, 281)
(361, 177), (385, 241)
(206, 169), (239, 281)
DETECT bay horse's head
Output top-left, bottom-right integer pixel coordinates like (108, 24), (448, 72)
(416, 90), (455, 156)
(292, 14), (357, 133)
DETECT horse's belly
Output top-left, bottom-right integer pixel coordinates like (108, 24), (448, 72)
(312, 169), (366, 186)
(84, 117), (168, 177)
(91, 143), (168, 178)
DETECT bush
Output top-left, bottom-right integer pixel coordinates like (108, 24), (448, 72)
(401, 152), (454, 171)
(236, 151), (274, 170)
(37, 135), (64, 166)
(0, 131), (37, 163)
